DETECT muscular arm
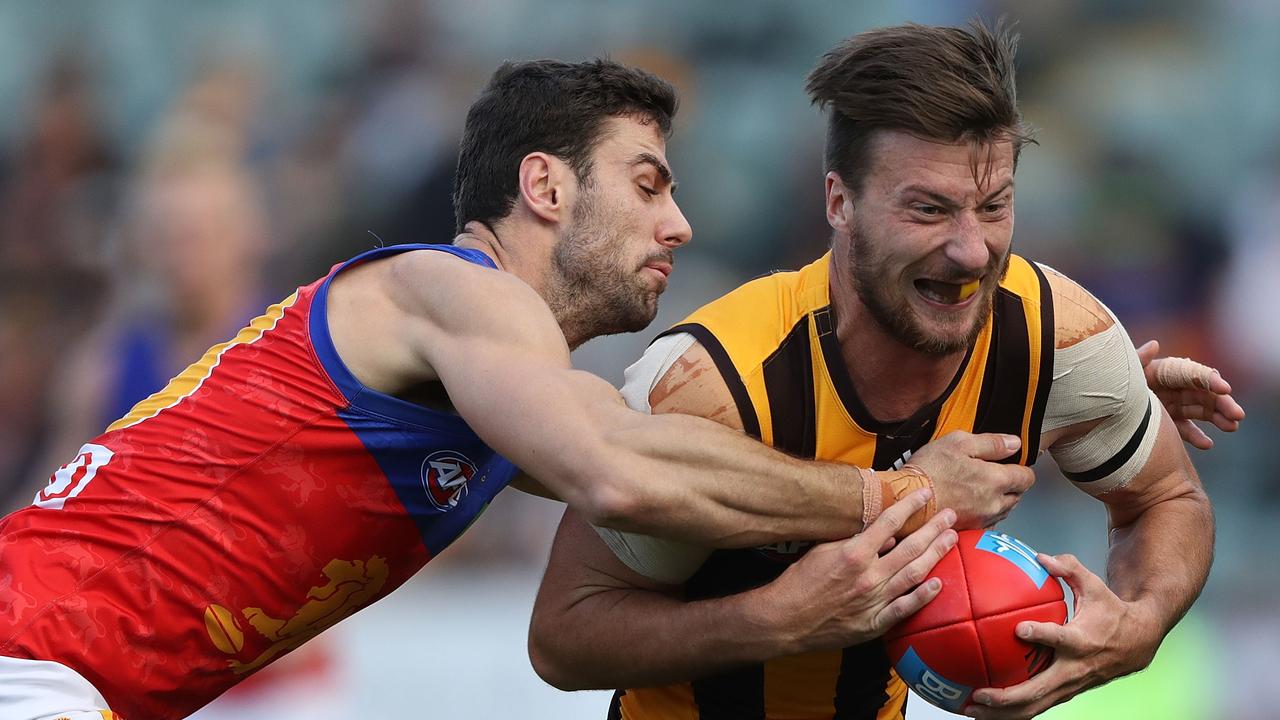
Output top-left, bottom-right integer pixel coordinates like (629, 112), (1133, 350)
(530, 508), (789, 690)
(971, 267), (1213, 718)
(1100, 410), (1212, 645)
(528, 339), (785, 688)
(1041, 268), (1213, 634)
(530, 494), (954, 690)
(379, 250), (862, 547)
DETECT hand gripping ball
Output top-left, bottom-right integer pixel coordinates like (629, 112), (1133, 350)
(883, 529), (1068, 713)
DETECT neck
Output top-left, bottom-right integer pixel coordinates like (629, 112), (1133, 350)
(454, 221), (513, 274)
(828, 252), (968, 422)
(454, 220), (591, 348)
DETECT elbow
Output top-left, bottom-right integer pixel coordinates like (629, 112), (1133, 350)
(528, 623), (593, 691)
(577, 480), (649, 531)
(569, 444), (653, 530)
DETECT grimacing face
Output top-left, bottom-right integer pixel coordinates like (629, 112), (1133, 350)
(549, 116), (691, 339)
(837, 130), (1015, 355)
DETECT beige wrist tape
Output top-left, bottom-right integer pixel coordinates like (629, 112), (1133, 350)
(861, 464), (937, 535)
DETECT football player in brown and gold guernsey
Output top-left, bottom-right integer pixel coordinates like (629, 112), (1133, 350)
(528, 21), (1243, 720)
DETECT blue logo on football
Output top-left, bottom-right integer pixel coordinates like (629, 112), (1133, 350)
(976, 531), (1049, 588)
(896, 646), (972, 712)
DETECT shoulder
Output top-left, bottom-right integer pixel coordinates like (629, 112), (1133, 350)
(385, 248), (540, 311)
(650, 338), (745, 431)
(1035, 262), (1151, 450)
(328, 247), (568, 387)
(619, 332), (744, 432)
(1037, 263), (1116, 349)
(381, 248), (561, 345)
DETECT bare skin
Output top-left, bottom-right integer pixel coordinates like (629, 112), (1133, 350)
(325, 116), (872, 547)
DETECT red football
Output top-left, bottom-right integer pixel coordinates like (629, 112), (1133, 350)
(883, 529), (1068, 713)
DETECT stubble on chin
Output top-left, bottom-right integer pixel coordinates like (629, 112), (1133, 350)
(847, 230), (1008, 356)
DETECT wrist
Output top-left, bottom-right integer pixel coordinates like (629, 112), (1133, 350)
(1118, 598), (1167, 669)
(860, 464), (937, 534)
(859, 466), (884, 530)
(736, 581), (807, 658)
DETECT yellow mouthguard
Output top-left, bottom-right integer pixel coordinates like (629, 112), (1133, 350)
(958, 280), (980, 301)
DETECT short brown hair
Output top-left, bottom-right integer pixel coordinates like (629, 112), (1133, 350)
(453, 59), (678, 234)
(805, 20), (1034, 193)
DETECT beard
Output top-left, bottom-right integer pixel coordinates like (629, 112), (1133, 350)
(547, 185), (666, 345)
(847, 221), (1010, 356)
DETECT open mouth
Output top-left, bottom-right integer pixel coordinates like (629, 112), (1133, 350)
(914, 278), (981, 306)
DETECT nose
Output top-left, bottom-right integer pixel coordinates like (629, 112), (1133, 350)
(658, 197), (693, 249)
(944, 211), (990, 273)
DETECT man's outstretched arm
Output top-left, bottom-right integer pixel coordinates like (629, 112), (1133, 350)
(388, 251), (861, 547)
(389, 250), (1024, 547)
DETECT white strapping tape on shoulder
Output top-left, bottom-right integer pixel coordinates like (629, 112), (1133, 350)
(1045, 321), (1160, 495)
(597, 331), (711, 584)
(619, 332), (696, 414)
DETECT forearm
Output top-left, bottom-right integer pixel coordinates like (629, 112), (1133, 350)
(1105, 481), (1214, 640)
(591, 410), (863, 546)
(447, 358), (864, 548)
(531, 584), (790, 690)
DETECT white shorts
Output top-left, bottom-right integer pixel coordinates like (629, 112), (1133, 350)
(0, 655), (122, 720)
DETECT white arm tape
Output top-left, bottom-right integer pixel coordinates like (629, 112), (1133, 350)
(1042, 323), (1134, 432)
(595, 332), (712, 584)
(618, 332), (696, 413)
(1045, 321), (1160, 495)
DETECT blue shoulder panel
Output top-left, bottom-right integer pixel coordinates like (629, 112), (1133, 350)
(311, 243), (518, 553)
(339, 406), (517, 556)
(310, 243), (495, 430)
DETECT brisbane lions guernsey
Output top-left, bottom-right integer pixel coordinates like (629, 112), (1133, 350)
(611, 251), (1053, 720)
(0, 244), (518, 719)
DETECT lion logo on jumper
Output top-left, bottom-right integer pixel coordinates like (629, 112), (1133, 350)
(205, 555), (390, 674)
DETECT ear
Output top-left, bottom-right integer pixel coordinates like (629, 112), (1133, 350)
(825, 171), (852, 233)
(517, 152), (571, 224)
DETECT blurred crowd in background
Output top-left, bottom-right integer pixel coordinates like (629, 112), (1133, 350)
(0, 1), (1276, 718)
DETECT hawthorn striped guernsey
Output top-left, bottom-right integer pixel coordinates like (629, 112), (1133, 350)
(612, 252), (1054, 720)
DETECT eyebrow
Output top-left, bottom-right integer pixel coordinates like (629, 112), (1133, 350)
(900, 180), (1013, 209)
(631, 152), (677, 192)
(979, 179), (1014, 205)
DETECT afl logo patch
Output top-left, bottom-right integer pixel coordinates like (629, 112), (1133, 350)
(421, 450), (477, 511)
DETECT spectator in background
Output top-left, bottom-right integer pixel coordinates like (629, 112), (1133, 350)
(32, 59), (271, 496)
(28, 61), (348, 720)
(0, 51), (117, 509)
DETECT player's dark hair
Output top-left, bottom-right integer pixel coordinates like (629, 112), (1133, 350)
(453, 58), (678, 233)
(805, 20), (1034, 194)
